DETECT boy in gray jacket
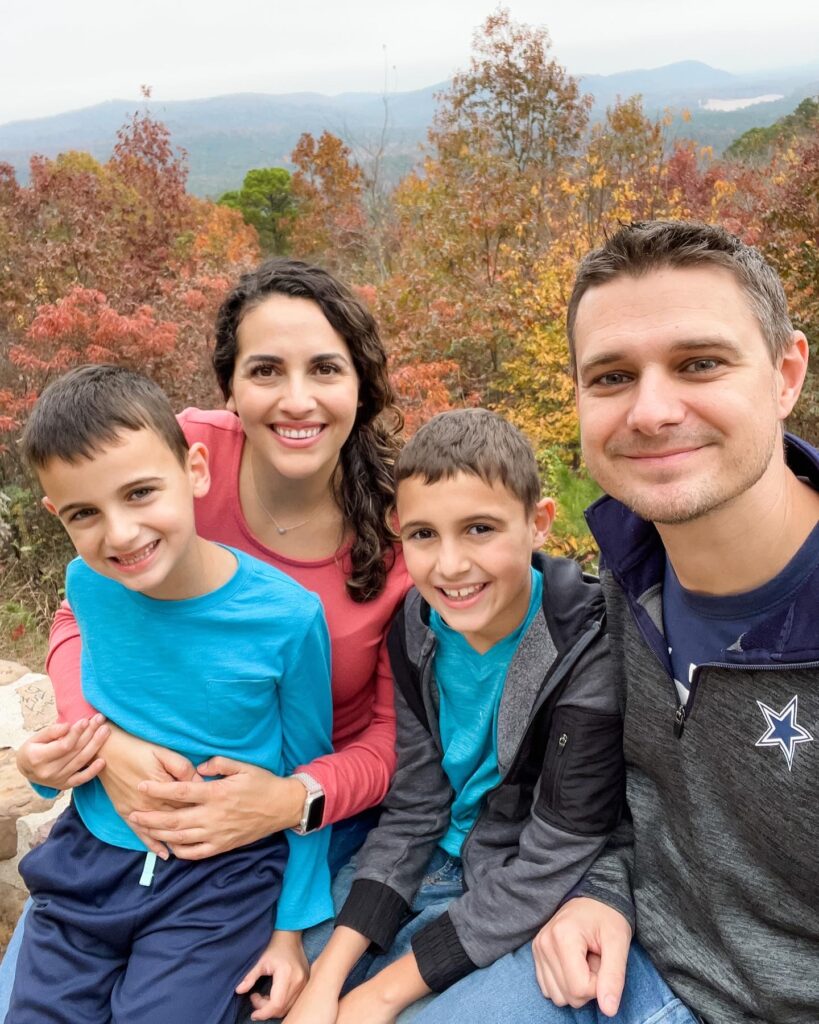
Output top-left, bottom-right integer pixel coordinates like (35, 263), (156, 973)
(280, 409), (623, 1024)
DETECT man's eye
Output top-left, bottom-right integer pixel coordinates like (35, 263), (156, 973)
(685, 358), (720, 373)
(592, 372), (632, 387)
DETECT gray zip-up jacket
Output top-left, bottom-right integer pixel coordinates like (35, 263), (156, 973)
(336, 552), (624, 992)
(579, 434), (819, 1024)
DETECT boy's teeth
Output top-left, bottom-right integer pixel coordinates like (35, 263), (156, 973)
(274, 426), (322, 439)
(115, 541), (157, 565)
(442, 584), (484, 598)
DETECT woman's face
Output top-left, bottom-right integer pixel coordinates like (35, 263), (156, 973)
(228, 294), (360, 485)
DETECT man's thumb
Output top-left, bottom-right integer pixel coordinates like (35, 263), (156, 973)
(595, 929), (629, 1017)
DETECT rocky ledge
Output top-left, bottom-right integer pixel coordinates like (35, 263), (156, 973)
(0, 660), (69, 952)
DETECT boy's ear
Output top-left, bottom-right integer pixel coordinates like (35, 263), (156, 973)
(41, 495), (58, 517)
(530, 497), (556, 550)
(186, 442), (211, 498)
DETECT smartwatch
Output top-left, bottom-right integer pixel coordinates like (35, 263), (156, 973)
(291, 772), (326, 835)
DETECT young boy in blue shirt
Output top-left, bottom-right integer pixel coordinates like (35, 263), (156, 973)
(7, 365), (334, 1024)
(283, 408), (623, 1024)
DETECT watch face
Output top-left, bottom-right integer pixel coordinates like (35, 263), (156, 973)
(304, 793), (326, 833)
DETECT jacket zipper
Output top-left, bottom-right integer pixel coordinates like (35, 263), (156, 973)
(459, 618), (604, 872)
(674, 658), (819, 738)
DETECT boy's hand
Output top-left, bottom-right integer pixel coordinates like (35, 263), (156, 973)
(336, 983), (397, 1024)
(16, 715), (109, 790)
(281, 979), (339, 1024)
(236, 929), (309, 1021)
(532, 897), (631, 1017)
(336, 952), (430, 1024)
(98, 724), (201, 860)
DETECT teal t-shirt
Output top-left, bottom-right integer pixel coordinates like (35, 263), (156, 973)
(36, 547), (334, 931)
(430, 566), (543, 857)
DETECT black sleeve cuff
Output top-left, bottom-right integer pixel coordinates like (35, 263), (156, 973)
(411, 910), (477, 992)
(336, 878), (409, 953)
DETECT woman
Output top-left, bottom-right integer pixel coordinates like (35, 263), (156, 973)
(4, 259), (410, 1019)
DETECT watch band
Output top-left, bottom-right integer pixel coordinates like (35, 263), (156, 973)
(291, 772), (326, 835)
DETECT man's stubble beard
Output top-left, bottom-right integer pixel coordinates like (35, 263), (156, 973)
(583, 425), (780, 527)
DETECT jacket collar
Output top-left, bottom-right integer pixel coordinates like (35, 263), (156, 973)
(403, 551), (605, 662)
(585, 433), (819, 664)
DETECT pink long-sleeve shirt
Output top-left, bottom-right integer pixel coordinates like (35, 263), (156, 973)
(47, 407), (411, 825)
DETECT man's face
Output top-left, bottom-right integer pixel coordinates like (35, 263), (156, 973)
(573, 265), (800, 525)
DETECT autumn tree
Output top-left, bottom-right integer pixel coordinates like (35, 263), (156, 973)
(219, 167), (295, 254)
(288, 131), (367, 273)
(0, 106), (258, 437)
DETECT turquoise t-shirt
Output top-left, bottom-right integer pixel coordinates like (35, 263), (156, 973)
(430, 566), (543, 857)
(37, 547), (334, 931)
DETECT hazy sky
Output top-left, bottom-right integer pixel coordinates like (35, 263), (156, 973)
(2, 0), (817, 125)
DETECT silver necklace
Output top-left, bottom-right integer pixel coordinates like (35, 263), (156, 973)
(248, 459), (326, 536)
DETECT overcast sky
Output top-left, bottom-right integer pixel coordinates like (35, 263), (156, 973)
(2, 0), (817, 125)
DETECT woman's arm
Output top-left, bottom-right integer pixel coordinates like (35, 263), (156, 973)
(301, 632), (398, 825)
(47, 600), (96, 723)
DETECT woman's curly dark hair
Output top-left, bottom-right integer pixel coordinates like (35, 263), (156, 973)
(213, 258), (404, 602)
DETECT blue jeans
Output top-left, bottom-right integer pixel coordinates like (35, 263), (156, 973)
(409, 940), (698, 1024)
(239, 846), (464, 1024)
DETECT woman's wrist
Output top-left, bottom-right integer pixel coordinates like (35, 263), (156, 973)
(278, 774), (311, 831)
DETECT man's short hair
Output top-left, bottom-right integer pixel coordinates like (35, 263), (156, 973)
(22, 364), (189, 470)
(566, 220), (794, 373)
(395, 408), (540, 510)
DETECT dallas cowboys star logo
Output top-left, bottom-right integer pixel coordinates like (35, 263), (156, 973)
(755, 695), (814, 771)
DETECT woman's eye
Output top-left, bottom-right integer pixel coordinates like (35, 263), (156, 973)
(250, 364), (278, 378)
(315, 362), (340, 376)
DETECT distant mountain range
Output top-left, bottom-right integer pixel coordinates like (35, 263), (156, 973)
(1, 60), (817, 197)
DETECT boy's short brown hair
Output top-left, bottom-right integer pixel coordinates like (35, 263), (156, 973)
(22, 364), (189, 470)
(395, 409), (540, 510)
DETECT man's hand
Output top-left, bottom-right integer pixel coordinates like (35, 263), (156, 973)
(15, 715), (109, 790)
(127, 757), (306, 860)
(532, 897), (631, 1017)
(236, 930), (309, 1021)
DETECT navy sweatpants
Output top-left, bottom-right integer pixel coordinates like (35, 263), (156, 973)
(7, 803), (287, 1024)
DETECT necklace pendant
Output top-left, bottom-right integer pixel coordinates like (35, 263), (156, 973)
(276, 526), (287, 535)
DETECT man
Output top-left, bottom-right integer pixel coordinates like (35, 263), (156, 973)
(409, 222), (818, 1024)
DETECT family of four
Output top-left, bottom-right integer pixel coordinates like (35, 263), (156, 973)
(2, 220), (817, 1024)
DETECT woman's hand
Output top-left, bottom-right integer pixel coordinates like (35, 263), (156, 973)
(236, 930), (309, 1021)
(16, 715), (110, 790)
(127, 756), (307, 860)
(98, 724), (201, 857)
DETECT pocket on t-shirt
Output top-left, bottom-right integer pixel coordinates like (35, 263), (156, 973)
(205, 677), (275, 742)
